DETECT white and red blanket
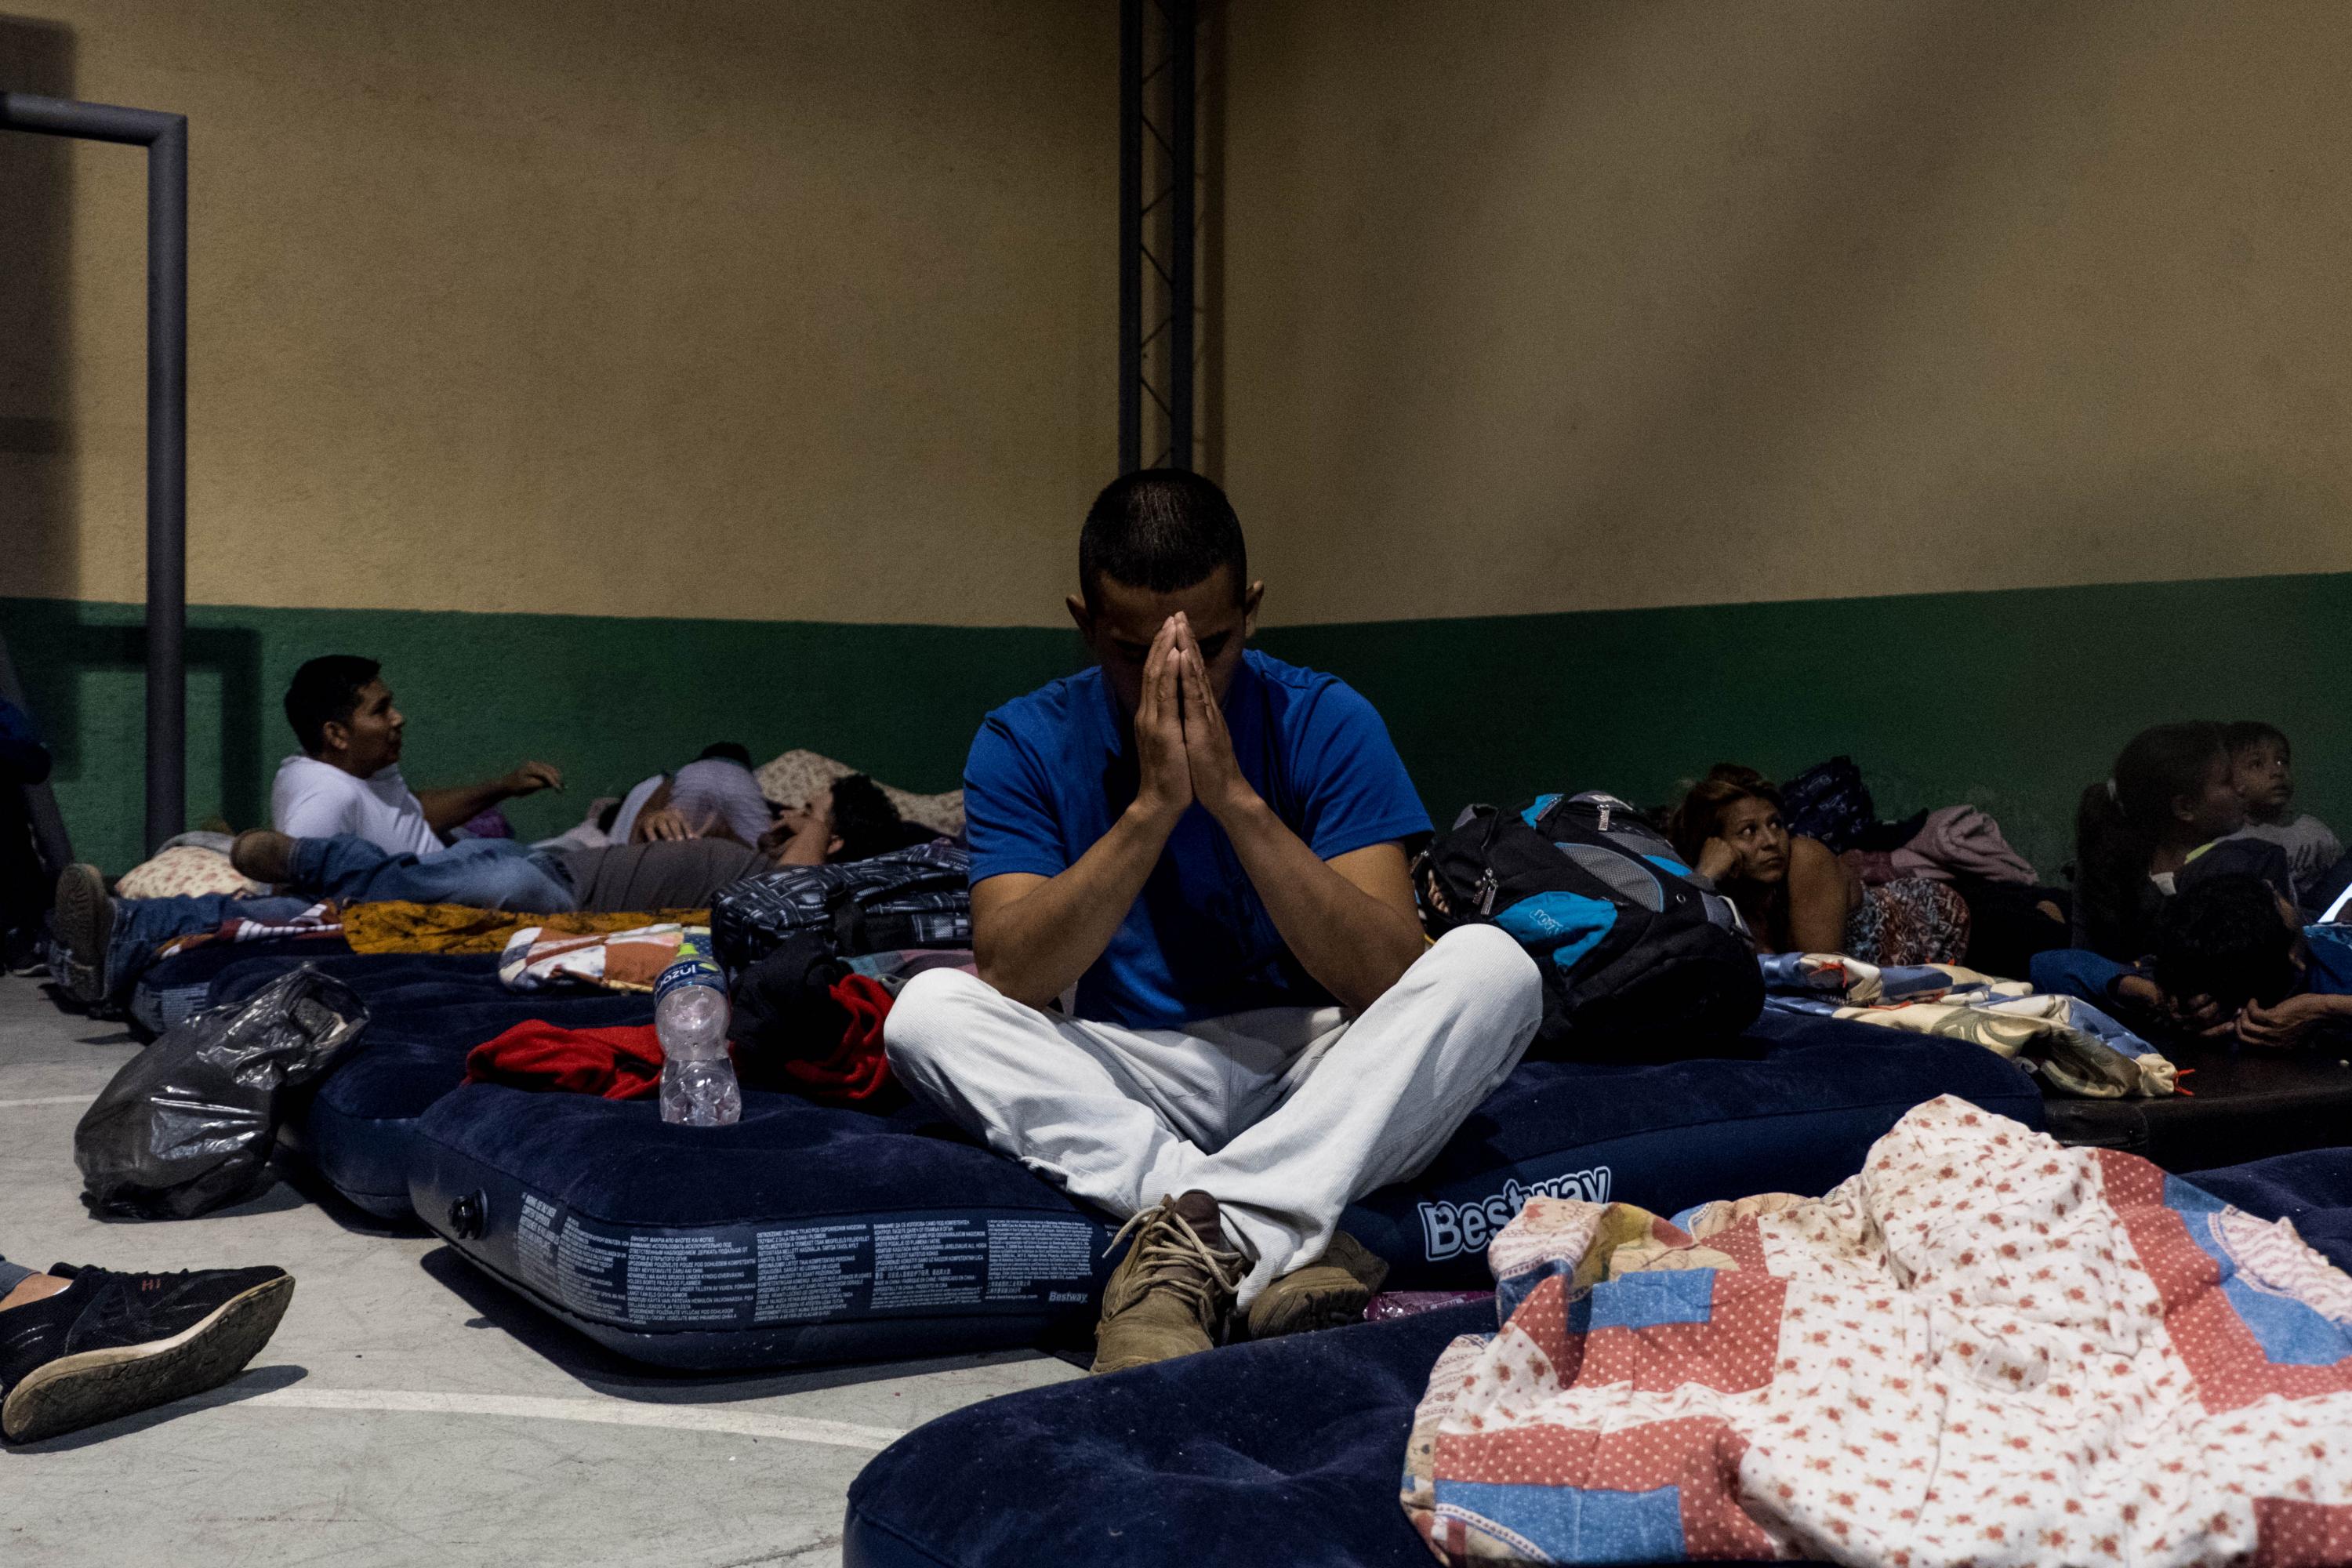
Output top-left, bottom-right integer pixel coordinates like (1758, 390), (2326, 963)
(1404, 1095), (2352, 1566)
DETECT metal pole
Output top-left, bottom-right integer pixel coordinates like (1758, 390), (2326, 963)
(1117, 0), (1142, 474)
(0, 93), (189, 857)
(146, 115), (188, 853)
(1167, 0), (1196, 471)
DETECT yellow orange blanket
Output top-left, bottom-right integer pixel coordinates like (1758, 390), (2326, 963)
(341, 901), (711, 956)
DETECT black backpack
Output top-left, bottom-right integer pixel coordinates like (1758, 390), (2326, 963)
(1413, 791), (1764, 1058)
(710, 840), (972, 975)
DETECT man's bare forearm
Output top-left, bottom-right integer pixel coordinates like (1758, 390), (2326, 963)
(416, 781), (510, 834)
(976, 805), (1178, 1007)
(1214, 797), (1425, 1012)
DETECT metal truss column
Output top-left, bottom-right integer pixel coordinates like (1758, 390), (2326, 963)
(1119, 0), (1203, 474)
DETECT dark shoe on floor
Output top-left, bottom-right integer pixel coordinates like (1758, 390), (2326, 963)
(48, 862), (113, 1007)
(230, 829), (297, 886)
(1244, 1229), (1389, 1341)
(0, 1265), (295, 1443)
(1091, 1191), (1246, 1376)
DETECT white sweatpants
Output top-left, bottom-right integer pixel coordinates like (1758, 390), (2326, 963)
(883, 924), (1543, 1306)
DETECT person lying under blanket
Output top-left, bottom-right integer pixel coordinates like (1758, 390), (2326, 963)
(882, 468), (1543, 1376)
(46, 773), (924, 1013)
(1667, 764), (1970, 967)
(2034, 872), (2352, 1049)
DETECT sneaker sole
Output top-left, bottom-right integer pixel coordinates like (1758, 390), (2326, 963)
(1, 1275), (295, 1444)
(51, 864), (111, 1007)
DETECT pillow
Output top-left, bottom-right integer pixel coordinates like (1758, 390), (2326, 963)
(753, 749), (964, 837)
(114, 845), (266, 900)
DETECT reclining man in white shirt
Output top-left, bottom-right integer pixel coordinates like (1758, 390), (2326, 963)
(49, 656), (769, 1009)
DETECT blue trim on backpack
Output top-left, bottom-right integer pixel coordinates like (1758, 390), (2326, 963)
(1494, 891), (1618, 971)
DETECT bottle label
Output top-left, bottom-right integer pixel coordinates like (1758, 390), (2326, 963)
(654, 931), (726, 1002)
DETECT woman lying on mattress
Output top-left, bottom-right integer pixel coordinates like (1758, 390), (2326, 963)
(1668, 764), (1969, 967)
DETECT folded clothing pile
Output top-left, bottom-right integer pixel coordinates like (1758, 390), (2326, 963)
(730, 937), (976, 1105)
(498, 922), (703, 993)
(1761, 949), (2173, 1097)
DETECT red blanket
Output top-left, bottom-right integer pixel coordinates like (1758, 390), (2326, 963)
(462, 975), (898, 1104)
(465, 1020), (665, 1100)
(775, 975), (896, 1102)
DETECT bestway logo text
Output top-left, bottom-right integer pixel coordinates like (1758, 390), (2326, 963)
(1417, 1167), (1612, 1261)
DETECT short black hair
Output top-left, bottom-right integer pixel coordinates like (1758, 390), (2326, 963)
(698, 742), (753, 768)
(2226, 720), (2289, 760)
(2154, 873), (2299, 1014)
(284, 655), (382, 756)
(1078, 469), (1247, 607)
(828, 773), (930, 862)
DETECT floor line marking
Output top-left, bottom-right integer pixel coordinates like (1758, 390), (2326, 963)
(227, 1387), (907, 1450)
(0, 1094), (92, 1110)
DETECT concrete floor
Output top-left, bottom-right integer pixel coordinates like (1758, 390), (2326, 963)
(0, 973), (1079, 1566)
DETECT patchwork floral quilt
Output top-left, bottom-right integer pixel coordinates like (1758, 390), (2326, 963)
(1404, 1096), (2352, 1566)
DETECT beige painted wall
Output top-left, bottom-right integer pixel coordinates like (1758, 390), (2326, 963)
(1221, 0), (2352, 626)
(0, 0), (1112, 626)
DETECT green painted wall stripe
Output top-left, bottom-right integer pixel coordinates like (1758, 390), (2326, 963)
(9, 570), (2350, 880)
(1261, 570), (2352, 877)
(0, 597), (1082, 874)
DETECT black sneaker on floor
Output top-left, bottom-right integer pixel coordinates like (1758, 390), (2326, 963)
(48, 862), (113, 1007)
(0, 1264), (295, 1443)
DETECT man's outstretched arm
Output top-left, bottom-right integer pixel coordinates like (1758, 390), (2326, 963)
(416, 761), (565, 833)
(1172, 620), (1426, 1013)
(974, 618), (1194, 1008)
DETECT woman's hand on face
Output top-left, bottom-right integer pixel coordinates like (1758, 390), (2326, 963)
(1696, 837), (1740, 883)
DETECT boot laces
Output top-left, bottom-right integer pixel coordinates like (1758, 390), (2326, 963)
(1103, 1199), (1246, 1319)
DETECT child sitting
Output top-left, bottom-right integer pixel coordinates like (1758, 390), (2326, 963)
(2226, 720), (2343, 895)
(2070, 721), (2253, 961)
(2034, 873), (2352, 1048)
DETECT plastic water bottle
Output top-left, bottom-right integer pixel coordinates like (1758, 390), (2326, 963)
(655, 941), (741, 1127)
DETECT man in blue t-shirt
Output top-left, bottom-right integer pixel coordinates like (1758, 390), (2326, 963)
(885, 470), (1541, 1374)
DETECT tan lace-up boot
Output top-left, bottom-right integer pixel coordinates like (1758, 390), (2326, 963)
(1090, 1191), (1247, 1375)
(1244, 1230), (1389, 1341)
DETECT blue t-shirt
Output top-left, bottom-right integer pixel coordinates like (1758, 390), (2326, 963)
(964, 650), (1431, 1028)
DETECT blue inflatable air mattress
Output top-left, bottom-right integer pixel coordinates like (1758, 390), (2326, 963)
(405, 1010), (2038, 1370)
(152, 942), (2039, 1370)
(168, 950), (655, 1220)
(841, 1146), (2352, 1568)
(130, 935), (355, 1033)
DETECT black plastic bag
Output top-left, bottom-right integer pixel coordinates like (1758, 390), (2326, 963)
(74, 964), (368, 1220)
